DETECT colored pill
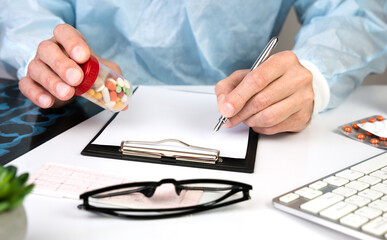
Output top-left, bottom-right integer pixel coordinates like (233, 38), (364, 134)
(87, 89), (95, 96)
(365, 131), (372, 136)
(109, 91), (117, 101)
(361, 120), (367, 124)
(114, 101), (123, 109)
(116, 86), (122, 93)
(117, 91), (125, 98)
(369, 118), (376, 123)
(370, 138), (379, 144)
(106, 81), (116, 91)
(357, 133), (365, 139)
(380, 137), (387, 141)
(352, 123), (359, 130)
(377, 115), (384, 121)
(122, 105), (129, 111)
(344, 126), (351, 132)
(93, 92), (102, 99)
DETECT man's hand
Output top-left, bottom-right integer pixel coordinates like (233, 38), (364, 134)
(19, 24), (121, 108)
(215, 51), (314, 135)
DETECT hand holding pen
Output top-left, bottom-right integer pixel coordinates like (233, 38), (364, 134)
(214, 37), (315, 135)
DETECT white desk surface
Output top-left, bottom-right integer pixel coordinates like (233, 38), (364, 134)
(9, 85), (387, 240)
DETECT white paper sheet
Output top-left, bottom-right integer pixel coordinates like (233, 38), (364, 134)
(93, 86), (250, 159)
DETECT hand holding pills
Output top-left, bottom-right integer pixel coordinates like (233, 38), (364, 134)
(19, 24), (122, 108)
(214, 51), (314, 135)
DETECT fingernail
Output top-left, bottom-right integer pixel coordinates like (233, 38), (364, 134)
(220, 102), (235, 117)
(38, 94), (52, 108)
(66, 68), (82, 85)
(56, 82), (71, 98)
(224, 120), (232, 128)
(218, 94), (225, 103)
(72, 46), (86, 62)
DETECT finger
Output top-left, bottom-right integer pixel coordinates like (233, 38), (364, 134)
(27, 59), (74, 101)
(215, 70), (248, 111)
(243, 89), (313, 129)
(53, 24), (90, 63)
(220, 55), (287, 118)
(19, 77), (54, 108)
(251, 108), (312, 135)
(227, 65), (310, 127)
(36, 39), (84, 86)
(215, 69), (248, 97)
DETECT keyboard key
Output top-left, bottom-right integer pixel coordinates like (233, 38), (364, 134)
(355, 206), (382, 219)
(295, 187), (322, 199)
(362, 217), (387, 236)
(320, 201), (357, 220)
(369, 200), (387, 212)
(323, 176), (349, 187)
(371, 183), (387, 194)
(300, 193), (344, 214)
(351, 154), (387, 174)
(309, 181), (328, 190)
(370, 170), (387, 180)
(345, 181), (370, 191)
(358, 175), (382, 185)
(279, 193), (299, 203)
(358, 189), (384, 201)
(332, 187), (357, 197)
(340, 213), (369, 228)
(346, 195), (371, 207)
(336, 169), (364, 181)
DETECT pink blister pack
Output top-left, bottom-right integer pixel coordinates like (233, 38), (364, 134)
(338, 115), (387, 149)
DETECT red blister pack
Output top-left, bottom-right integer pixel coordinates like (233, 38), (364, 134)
(338, 115), (387, 149)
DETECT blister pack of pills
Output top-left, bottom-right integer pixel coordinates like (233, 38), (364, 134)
(338, 115), (387, 149)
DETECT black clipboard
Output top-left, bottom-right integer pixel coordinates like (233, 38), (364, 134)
(81, 87), (258, 173)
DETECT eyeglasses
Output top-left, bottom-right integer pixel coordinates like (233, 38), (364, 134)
(78, 178), (252, 219)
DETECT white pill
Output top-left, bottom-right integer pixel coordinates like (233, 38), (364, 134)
(95, 83), (105, 92)
(116, 77), (124, 87)
(121, 94), (127, 103)
(105, 101), (116, 109)
(123, 79), (130, 89)
(102, 87), (110, 103)
(107, 78), (117, 85)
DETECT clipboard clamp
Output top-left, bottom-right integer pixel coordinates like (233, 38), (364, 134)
(120, 139), (220, 164)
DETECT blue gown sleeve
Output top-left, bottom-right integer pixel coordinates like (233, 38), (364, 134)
(292, 0), (387, 109)
(0, 0), (75, 80)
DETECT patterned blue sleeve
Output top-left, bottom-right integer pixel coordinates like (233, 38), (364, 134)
(293, 0), (387, 109)
(0, 0), (75, 79)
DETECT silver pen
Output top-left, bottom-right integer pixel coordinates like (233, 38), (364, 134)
(213, 36), (279, 134)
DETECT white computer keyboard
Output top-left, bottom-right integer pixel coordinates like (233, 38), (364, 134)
(273, 152), (387, 240)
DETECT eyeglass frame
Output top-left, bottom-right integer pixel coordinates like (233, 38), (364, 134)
(78, 178), (252, 220)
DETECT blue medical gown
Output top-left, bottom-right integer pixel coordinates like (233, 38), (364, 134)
(0, 0), (386, 109)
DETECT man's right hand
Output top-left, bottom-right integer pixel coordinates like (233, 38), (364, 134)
(19, 24), (121, 108)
